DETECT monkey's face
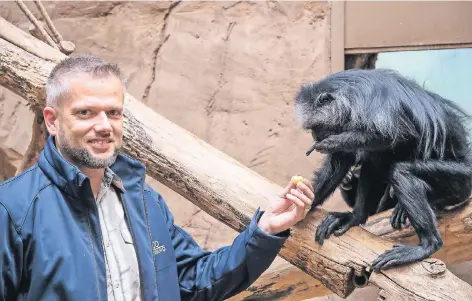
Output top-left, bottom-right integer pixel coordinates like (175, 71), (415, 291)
(295, 82), (350, 154)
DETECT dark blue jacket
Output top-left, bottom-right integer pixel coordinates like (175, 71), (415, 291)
(0, 137), (289, 301)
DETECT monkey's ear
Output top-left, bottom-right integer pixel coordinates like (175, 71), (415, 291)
(318, 92), (334, 105)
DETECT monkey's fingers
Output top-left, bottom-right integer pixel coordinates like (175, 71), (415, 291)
(390, 204), (409, 229)
(372, 245), (426, 271)
(306, 143), (317, 156)
(316, 212), (351, 244)
(390, 204), (403, 229)
(333, 219), (355, 237)
(325, 218), (343, 240)
(400, 211), (409, 227)
(315, 214), (338, 245)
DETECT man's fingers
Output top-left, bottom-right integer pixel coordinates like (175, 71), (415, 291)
(287, 190), (312, 219)
(295, 182), (314, 203)
(281, 176), (298, 196)
(302, 178), (314, 192)
(289, 188), (312, 207)
(285, 193), (305, 208)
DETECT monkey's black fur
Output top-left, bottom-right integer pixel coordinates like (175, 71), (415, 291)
(295, 68), (472, 271)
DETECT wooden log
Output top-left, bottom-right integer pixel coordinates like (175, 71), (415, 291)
(229, 258), (332, 301)
(15, 110), (48, 175)
(234, 201), (472, 300)
(1, 17), (472, 300)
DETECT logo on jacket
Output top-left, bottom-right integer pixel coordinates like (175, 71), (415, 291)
(152, 241), (166, 255)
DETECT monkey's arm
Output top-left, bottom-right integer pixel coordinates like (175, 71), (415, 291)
(311, 152), (355, 208)
(315, 160), (389, 244)
(314, 131), (393, 154)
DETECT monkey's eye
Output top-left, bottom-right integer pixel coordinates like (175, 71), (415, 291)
(317, 92), (334, 105)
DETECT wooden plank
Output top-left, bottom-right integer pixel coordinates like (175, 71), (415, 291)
(344, 1), (472, 52)
(329, 0), (345, 72)
(345, 43), (472, 54)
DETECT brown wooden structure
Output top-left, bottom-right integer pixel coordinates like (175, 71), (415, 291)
(330, 1), (472, 72)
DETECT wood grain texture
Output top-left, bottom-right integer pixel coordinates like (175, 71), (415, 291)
(234, 202), (472, 300)
(1, 17), (472, 301)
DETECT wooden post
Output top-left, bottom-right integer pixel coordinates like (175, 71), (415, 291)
(1, 17), (472, 300)
(330, 0), (345, 73)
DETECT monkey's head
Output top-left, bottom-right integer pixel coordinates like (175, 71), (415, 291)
(295, 72), (356, 155)
(295, 68), (470, 158)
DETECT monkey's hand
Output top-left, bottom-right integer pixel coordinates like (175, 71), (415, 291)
(315, 212), (361, 245)
(313, 131), (392, 154)
(312, 135), (345, 154)
(390, 203), (410, 229)
(372, 242), (441, 271)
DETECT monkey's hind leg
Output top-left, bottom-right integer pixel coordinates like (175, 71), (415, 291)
(372, 163), (442, 271)
(372, 160), (472, 271)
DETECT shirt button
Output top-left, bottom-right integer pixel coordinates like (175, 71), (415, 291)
(116, 283), (120, 288)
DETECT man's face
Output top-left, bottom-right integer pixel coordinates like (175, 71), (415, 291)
(44, 74), (124, 169)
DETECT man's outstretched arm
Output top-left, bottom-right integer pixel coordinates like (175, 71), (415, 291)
(147, 177), (314, 301)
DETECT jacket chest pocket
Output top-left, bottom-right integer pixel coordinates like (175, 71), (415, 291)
(150, 220), (176, 271)
(145, 201), (177, 271)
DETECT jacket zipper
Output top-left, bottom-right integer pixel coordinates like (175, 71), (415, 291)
(140, 181), (160, 301)
(85, 207), (103, 301)
(82, 185), (104, 301)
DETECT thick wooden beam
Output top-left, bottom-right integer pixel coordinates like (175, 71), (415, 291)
(235, 201), (472, 300)
(2, 17), (472, 301)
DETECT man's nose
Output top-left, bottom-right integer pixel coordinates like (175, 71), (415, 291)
(94, 112), (112, 132)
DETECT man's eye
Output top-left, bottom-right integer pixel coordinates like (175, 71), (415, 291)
(78, 110), (90, 116)
(108, 110), (121, 116)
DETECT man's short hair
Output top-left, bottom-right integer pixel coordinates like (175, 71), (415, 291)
(45, 54), (127, 108)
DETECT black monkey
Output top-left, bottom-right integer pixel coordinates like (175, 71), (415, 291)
(295, 68), (472, 271)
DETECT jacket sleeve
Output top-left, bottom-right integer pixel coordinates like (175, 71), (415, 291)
(150, 188), (290, 301)
(0, 205), (23, 301)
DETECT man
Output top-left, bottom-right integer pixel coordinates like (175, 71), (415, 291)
(0, 55), (315, 301)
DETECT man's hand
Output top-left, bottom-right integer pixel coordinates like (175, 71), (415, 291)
(257, 175), (315, 235)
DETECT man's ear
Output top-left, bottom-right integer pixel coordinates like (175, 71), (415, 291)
(43, 107), (58, 136)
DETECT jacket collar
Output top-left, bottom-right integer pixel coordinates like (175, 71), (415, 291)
(38, 136), (146, 201)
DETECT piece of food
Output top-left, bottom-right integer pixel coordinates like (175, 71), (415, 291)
(292, 175), (304, 184)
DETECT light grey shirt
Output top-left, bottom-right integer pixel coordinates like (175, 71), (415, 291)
(96, 168), (142, 301)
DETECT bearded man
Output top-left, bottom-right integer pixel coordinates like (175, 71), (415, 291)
(0, 55), (315, 301)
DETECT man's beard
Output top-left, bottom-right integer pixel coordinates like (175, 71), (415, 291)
(57, 127), (119, 169)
